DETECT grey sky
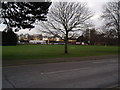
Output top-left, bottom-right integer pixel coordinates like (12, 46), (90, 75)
(0, 0), (111, 35)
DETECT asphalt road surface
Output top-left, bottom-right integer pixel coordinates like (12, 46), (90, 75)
(2, 58), (118, 88)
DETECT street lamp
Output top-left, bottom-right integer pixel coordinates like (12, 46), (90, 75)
(88, 29), (91, 45)
(86, 23), (92, 45)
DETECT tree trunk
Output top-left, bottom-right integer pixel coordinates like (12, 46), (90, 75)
(65, 32), (68, 54)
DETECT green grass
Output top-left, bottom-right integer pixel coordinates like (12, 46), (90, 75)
(2, 45), (118, 60)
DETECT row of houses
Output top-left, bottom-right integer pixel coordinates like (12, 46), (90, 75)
(1, 31), (79, 45)
(18, 34), (81, 45)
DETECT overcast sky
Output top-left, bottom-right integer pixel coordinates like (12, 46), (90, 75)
(0, 0), (111, 35)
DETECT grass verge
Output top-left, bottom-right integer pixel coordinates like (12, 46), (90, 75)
(2, 45), (118, 60)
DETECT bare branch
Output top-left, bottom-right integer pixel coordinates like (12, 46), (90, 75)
(102, 1), (120, 32)
(40, 2), (93, 39)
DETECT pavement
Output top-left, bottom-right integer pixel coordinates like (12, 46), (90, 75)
(2, 57), (118, 88)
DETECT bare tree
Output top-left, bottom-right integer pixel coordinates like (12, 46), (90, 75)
(40, 2), (93, 54)
(102, 1), (120, 39)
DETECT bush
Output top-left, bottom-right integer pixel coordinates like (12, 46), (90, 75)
(2, 29), (18, 46)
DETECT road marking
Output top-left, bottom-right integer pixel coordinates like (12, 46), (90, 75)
(41, 68), (89, 75)
(92, 61), (107, 63)
(2, 59), (118, 68)
(40, 73), (44, 75)
(92, 60), (118, 63)
(107, 84), (118, 88)
(110, 61), (118, 63)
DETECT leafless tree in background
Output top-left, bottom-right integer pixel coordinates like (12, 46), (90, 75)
(102, 1), (120, 41)
(40, 2), (93, 54)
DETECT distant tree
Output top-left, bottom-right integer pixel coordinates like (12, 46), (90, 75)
(103, 29), (118, 45)
(82, 29), (90, 44)
(41, 2), (93, 53)
(105, 29), (118, 38)
(82, 28), (98, 45)
(1, 2), (51, 31)
(77, 35), (84, 42)
(102, 1), (120, 45)
(78, 27), (118, 46)
(89, 28), (98, 45)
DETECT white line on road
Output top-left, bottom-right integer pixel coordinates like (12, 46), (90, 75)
(92, 61), (108, 63)
(41, 67), (89, 75)
(92, 60), (118, 64)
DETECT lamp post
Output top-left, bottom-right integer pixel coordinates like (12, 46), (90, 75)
(88, 28), (91, 45)
(86, 23), (91, 45)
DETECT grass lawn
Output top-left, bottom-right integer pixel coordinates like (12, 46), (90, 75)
(2, 45), (118, 60)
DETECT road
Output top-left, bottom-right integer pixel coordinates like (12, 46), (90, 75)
(2, 58), (118, 88)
